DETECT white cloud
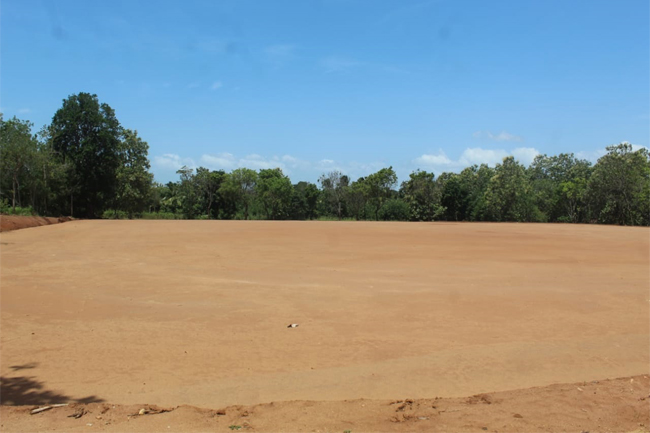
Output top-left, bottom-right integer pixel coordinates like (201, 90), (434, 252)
(415, 146), (540, 170)
(473, 130), (523, 142)
(414, 151), (452, 166)
(200, 153), (236, 169)
(459, 148), (509, 166)
(17, 108), (31, 114)
(210, 81), (223, 90)
(188, 82), (200, 89)
(510, 147), (541, 165)
(180, 153), (385, 181)
(576, 142), (649, 163)
(152, 154), (196, 171)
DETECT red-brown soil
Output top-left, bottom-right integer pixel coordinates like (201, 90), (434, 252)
(1, 221), (648, 432)
(0, 215), (71, 232)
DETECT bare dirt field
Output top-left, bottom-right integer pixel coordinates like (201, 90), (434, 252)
(1, 220), (648, 432)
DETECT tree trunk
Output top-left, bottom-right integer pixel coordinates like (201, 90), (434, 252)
(12, 174), (17, 212)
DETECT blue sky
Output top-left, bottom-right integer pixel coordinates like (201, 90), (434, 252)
(2, 0), (648, 184)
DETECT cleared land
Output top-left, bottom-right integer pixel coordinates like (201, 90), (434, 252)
(1, 220), (648, 431)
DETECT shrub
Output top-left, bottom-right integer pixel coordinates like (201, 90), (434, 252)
(378, 199), (410, 221)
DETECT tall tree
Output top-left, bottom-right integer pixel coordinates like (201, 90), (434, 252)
(290, 181), (320, 220)
(318, 170), (348, 220)
(256, 168), (293, 220)
(195, 167), (226, 219)
(219, 168), (258, 220)
(344, 179), (367, 221)
(114, 129), (153, 218)
(528, 153), (592, 222)
(401, 170), (444, 221)
(484, 157), (540, 222)
(50, 93), (122, 217)
(176, 166), (197, 219)
(364, 167), (398, 220)
(0, 115), (38, 211)
(587, 143), (650, 225)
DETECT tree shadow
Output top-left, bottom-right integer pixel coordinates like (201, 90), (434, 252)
(9, 362), (39, 372)
(0, 375), (104, 405)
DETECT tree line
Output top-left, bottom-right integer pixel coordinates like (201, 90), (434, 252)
(1, 92), (649, 225)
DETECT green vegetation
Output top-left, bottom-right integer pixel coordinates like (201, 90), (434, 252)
(1, 92), (649, 225)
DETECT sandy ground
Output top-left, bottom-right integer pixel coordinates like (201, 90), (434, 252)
(1, 220), (648, 431)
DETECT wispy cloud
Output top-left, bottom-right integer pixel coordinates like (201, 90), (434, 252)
(473, 130), (524, 142)
(187, 82), (200, 89)
(210, 81), (223, 90)
(576, 142), (649, 163)
(320, 56), (363, 74)
(414, 146), (540, 170)
(17, 108), (31, 114)
(152, 154), (196, 171)
(414, 151), (452, 166)
(148, 152), (387, 182)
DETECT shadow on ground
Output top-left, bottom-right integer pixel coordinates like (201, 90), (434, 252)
(1, 367), (104, 405)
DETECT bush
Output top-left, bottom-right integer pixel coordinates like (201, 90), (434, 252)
(102, 209), (129, 219)
(0, 199), (36, 216)
(140, 211), (184, 220)
(378, 199), (410, 221)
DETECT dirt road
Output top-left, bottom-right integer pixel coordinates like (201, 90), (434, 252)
(1, 221), (648, 430)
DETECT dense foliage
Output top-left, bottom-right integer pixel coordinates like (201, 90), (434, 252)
(1, 93), (649, 225)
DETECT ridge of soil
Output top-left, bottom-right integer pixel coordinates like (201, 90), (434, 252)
(1, 375), (648, 432)
(0, 215), (72, 232)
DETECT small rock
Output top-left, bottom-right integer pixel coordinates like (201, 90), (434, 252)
(86, 424), (93, 427)
(139, 408), (146, 415)
(287, 323), (299, 328)
(513, 414), (523, 419)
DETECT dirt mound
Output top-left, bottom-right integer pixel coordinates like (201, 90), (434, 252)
(0, 215), (71, 232)
(1, 375), (647, 432)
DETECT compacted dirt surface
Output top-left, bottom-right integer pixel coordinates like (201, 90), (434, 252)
(1, 221), (648, 432)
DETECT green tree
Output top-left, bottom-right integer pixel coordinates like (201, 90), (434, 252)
(219, 168), (257, 220)
(378, 198), (410, 221)
(0, 115), (39, 211)
(587, 143), (650, 225)
(256, 168), (293, 220)
(365, 167), (398, 220)
(401, 170), (445, 221)
(290, 181), (319, 220)
(176, 166), (197, 219)
(528, 153), (592, 222)
(484, 157), (540, 222)
(318, 170), (349, 220)
(195, 167), (226, 218)
(114, 129), (153, 218)
(344, 179), (367, 221)
(51, 93), (122, 217)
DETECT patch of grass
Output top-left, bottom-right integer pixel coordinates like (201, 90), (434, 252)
(0, 199), (36, 216)
(228, 425), (242, 430)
